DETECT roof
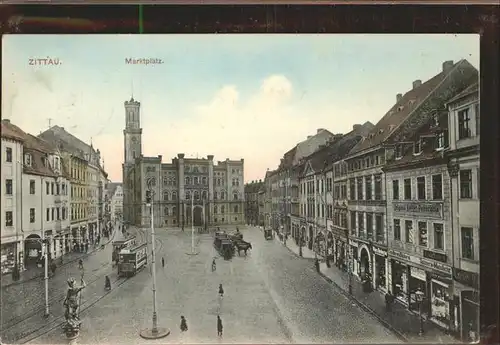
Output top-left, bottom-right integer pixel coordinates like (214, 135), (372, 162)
(245, 181), (264, 194)
(107, 182), (122, 197)
(279, 146), (297, 170)
(300, 122), (375, 177)
(446, 82), (479, 105)
(349, 59), (474, 155)
(293, 128), (335, 165)
(1, 120), (26, 142)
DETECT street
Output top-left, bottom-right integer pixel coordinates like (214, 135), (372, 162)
(20, 225), (401, 344)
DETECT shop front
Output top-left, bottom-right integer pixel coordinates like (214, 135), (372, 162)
(373, 246), (387, 292)
(391, 259), (409, 304)
(314, 230), (326, 256)
(1, 242), (18, 274)
(24, 234), (42, 267)
(408, 266), (428, 314)
(429, 274), (453, 330)
(453, 267), (479, 341)
(326, 231), (334, 259)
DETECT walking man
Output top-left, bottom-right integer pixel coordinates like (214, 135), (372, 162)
(162, 257), (165, 268)
(217, 315), (223, 337)
(218, 283), (224, 297)
(180, 316), (188, 332)
(212, 258), (216, 272)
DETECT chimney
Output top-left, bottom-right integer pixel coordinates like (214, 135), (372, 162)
(442, 60), (454, 73)
(207, 155), (214, 160)
(412, 80), (422, 89)
(317, 128), (325, 134)
(307, 135), (312, 140)
(158, 155), (162, 161)
(396, 93), (403, 102)
(353, 124), (362, 131)
(177, 153), (185, 159)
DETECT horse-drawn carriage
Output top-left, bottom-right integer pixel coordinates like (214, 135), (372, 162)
(213, 229), (252, 259)
(264, 228), (273, 240)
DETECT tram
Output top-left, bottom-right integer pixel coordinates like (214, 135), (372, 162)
(117, 243), (148, 277)
(111, 236), (137, 264)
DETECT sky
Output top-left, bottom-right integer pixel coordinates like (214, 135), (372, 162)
(2, 34), (479, 183)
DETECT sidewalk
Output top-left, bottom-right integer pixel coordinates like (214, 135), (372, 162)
(275, 234), (317, 260)
(1, 229), (117, 289)
(317, 262), (461, 343)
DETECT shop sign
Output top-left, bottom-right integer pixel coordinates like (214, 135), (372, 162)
(393, 201), (443, 219)
(373, 247), (387, 257)
(423, 249), (447, 263)
(411, 267), (427, 281)
(453, 268), (479, 288)
(388, 249), (420, 264)
(420, 258), (452, 275)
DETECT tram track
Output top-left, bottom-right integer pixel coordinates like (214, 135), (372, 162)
(3, 227), (165, 344)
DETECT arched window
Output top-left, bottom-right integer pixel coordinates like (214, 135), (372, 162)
(233, 193), (238, 200)
(163, 191), (169, 201)
(194, 190), (200, 200)
(185, 177), (191, 185)
(172, 206), (177, 216)
(202, 190), (207, 200)
(214, 205), (218, 214)
(193, 166), (199, 173)
(217, 178), (221, 186)
(185, 191), (191, 200)
(221, 206), (225, 214)
(194, 177), (199, 185)
(172, 191), (177, 200)
(234, 205), (239, 213)
(164, 207), (169, 216)
(221, 191), (225, 200)
(213, 192), (218, 200)
(232, 178), (235, 186)
(202, 177), (207, 185)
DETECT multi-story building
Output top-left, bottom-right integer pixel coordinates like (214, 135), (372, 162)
(297, 123), (373, 255)
(445, 82), (479, 340)
(263, 169), (274, 229)
(257, 188), (265, 227)
(244, 180), (263, 226)
(344, 59), (477, 295)
(85, 146), (103, 242)
(38, 126), (108, 246)
(122, 97), (245, 228)
(107, 182), (123, 223)
(1, 120), (25, 274)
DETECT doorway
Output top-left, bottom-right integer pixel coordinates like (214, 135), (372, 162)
(360, 247), (370, 279)
(193, 207), (203, 227)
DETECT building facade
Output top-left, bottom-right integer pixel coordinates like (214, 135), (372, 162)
(1, 120), (25, 274)
(445, 83), (480, 340)
(244, 180), (263, 226)
(122, 97), (245, 228)
(344, 59), (478, 295)
(107, 183), (123, 223)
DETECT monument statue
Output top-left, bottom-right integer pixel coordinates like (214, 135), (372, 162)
(63, 277), (86, 339)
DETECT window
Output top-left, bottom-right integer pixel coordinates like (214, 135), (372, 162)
(194, 191), (200, 200)
(56, 183), (60, 195)
(432, 174), (443, 200)
(461, 227), (474, 260)
(172, 191), (177, 200)
(414, 139), (421, 154)
(349, 211), (356, 234)
(417, 177), (426, 200)
(194, 177), (199, 185)
(172, 206), (177, 216)
(418, 221), (428, 246)
(395, 145), (403, 159)
(458, 108), (471, 139)
(365, 176), (372, 200)
(202, 177), (207, 185)
(56, 207), (60, 220)
(163, 192), (169, 201)
(433, 223), (444, 250)
(358, 212), (364, 237)
(431, 113), (439, 128)
(404, 179), (412, 200)
(436, 131), (446, 149)
(221, 192), (225, 200)
(164, 207), (169, 216)
(5, 147), (12, 162)
(221, 206), (225, 214)
(375, 214), (384, 242)
(51, 183), (54, 195)
(5, 211), (13, 226)
(405, 220), (413, 243)
(234, 205), (239, 213)
(460, 170), (472, 199)
(374, 174), (382, 200)
(30, 208), (35, 223)
(5, 179), (13, 195)
(185, 177), (191, 185)
(392, 180), (399, 200)
(24, 153), (32, 166)
(214, 205), (218, 214)
(357, 178), (363, 200)
(366, 213), (373, 239)
(202, 191), (207, 200)
(394, 219), (401, 241)
(475, 103), (480, 135)
(349, 179), (355, 200)
(185, 191), (191, 200)
(46, 208), (50, 221)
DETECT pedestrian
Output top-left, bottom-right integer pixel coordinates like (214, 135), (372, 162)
(162, 257), (165, 268)
(180, 316), (188, 332)
(212, 258), (216, 272)
(78, 259), (83, 270)
(217, 315), (223, 337)
(218, 283), (224, 297)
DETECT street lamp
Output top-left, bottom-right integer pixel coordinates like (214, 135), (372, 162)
(415, 287), (425, 336)
(139, 182), (170, 340)
(185, 192), (199, 255)
(346, 228), (353, 295)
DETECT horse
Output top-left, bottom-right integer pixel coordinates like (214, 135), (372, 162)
(235, 241), (253, 256)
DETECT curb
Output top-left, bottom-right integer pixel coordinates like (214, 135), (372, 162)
(3, 228), (118, 289)
(317, 271), (408, 342)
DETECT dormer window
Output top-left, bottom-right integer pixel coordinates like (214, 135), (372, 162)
(414, 139), (422, 155)
(436, 131), (447, 150)
(395, 145), (403, 159)
(398, 106), (404, 112)
(431, 113), (439, 128)
(24, 153), (32, 166)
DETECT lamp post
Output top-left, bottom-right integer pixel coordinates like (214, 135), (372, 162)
(415, 287), (425, 336)
(186, 193), (199, 255)
(139, 181), (169, 340)
(345, 228), (353, 295)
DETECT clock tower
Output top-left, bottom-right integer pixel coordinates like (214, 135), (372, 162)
(123, 97), (142, 163)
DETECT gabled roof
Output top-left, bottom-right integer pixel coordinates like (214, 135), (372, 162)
(350, 59), (475, 155)
(446, 82), (478, 105)
(1, 120), (25, 142)
(293, 128), (335, 165)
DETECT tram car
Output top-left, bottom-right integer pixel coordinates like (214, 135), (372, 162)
(117, 243), (148, 277)
(111, 236), (137, 263)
